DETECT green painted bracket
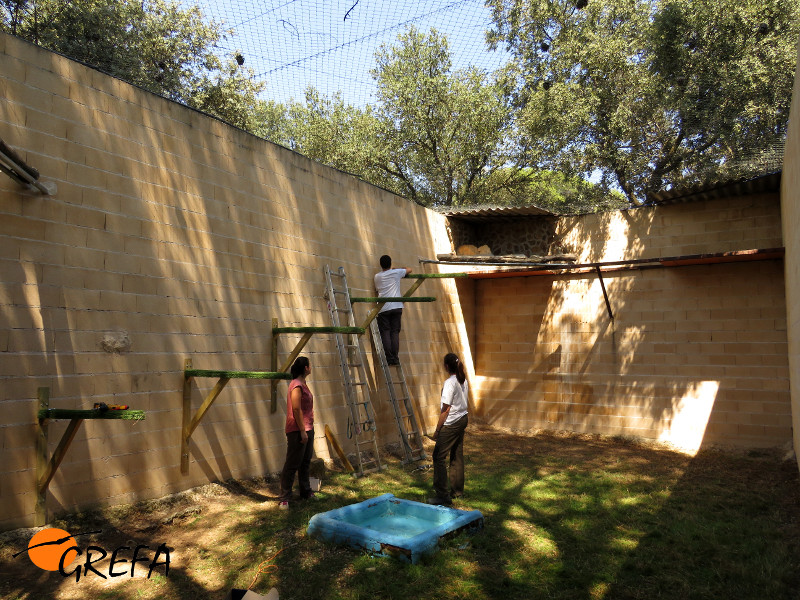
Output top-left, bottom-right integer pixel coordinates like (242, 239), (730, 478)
(350, 296), (436, 303)
(272, 326), (365, 334)
(185, 369), (291, 380)
(35, 387), (145, 526)
(37, 409), (145, 420)
(406, 273), (469, 278)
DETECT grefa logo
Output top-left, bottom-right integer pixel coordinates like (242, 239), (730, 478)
(13, 527), (171, 582)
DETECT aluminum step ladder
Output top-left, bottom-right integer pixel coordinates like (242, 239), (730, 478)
(323, 265), (384, 477)
(369, 319), (427, 464)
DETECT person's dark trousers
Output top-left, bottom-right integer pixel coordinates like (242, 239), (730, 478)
(432, 414), (468, 502)
(377, 308), (403, 364)
(279, 428), (314, 501)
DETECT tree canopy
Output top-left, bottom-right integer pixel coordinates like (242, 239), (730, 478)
(0, 0), (265, 130)
(487, 0), (799, 205)
(4, 1), (794, 211)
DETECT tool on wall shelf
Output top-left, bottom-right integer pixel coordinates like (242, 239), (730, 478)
(36, 387), (145, 525)
(0, 138), (57, 195)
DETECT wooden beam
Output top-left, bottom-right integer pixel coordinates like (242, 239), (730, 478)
(272, 326), (364, 334)
(34, 387), (146, 522)
(349, 296), (436, 303)
(465, 248), (786, 279)
(360, 277), (427, 330)
(280, 331), (314, 373)
(325, 424), (354, 473)
(35, 387), (49, 526)
(184, 369), (291, 380)
(37, 418), (83, 496)
(271, 318), (279, 414)
(595, 266), (614, 322)
(185, 377), (230, 440)
(37, 409), (145, 420)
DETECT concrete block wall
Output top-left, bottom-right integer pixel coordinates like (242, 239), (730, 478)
(781, 35), (800, 469)
(471, 196), (791, 452)
(0, 34), (468, 529)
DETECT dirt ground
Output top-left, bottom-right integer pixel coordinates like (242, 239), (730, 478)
(1, 426), (798, 600)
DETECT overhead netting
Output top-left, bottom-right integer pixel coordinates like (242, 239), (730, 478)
(193, 0), (506, 108)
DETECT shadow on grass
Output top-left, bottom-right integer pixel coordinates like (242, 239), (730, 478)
(2, 429), (798, 600)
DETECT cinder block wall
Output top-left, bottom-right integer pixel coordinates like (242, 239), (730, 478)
(471, 195), (791, 452)
(781, 35), (800, 469)
(0, 34), (470, 529)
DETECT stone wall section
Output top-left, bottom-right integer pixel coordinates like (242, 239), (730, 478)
(0, 34), (468, 529)
(781, 34), (800, 469)
(470, 196), (790, 451)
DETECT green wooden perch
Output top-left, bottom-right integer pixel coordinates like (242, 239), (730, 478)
(406, 273), (469, 279)
(269, 321), (368, 414)
(349, 296), (436, 303)
(37, 408), (145, 420)
(358, 272), (468, 330)
(184, 368), (292, 380)
(272, 326), (365, 334)
(35, 387), (146, 526)
(181, 360), (291, 474)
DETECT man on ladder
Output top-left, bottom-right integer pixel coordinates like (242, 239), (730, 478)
(374, 255), (412, 365)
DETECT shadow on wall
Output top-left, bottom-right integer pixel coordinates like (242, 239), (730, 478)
(2, 34), (456, 528)
(467, 259), (791, 453)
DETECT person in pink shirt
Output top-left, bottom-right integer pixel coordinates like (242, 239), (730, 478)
(278, 356), (315, 508)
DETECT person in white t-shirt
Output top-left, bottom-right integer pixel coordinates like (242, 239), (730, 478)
(373, 255), (412, 365)
(428, 352), (469, 506)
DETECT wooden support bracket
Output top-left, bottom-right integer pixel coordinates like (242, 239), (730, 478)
(269, 321), (365, 413)
(324, 424), (354, 473)
(182, 358), (289, 472)
(360, 277), (426, 330)
(595, 266), (614, 322)
(349, 296), (436, 303)
(35, 387), (145, 525)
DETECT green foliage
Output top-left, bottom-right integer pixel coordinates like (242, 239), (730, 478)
(370, 27), (513, 207)
(0, 0), (265, 129)
(487, 0), (799, 205)
(487, 168), (628, 214)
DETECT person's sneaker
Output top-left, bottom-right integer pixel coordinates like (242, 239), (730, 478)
(278, 500), (289, 509)
(301, 492), (318, 501)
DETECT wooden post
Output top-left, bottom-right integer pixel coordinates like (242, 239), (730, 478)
(325, 424), (354, 473)
(35, 387), (49, 526)
(271, 318), (278, 413)
(595, 266), (614, 322)
(181, 358), (193, 474)
(35, 386), (85, 526)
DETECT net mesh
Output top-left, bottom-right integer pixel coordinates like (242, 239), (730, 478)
(194, 0), (506, 107)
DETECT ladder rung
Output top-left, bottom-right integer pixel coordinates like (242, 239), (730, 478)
(358, 466), (382, 475)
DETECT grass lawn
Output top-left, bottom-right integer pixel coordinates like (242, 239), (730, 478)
(1, 426), (799, 600)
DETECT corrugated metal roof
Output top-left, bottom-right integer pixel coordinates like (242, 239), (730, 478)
(646, 171), (782, 205)
(439, 204), (554, 221)
(439, 171), (781, 221)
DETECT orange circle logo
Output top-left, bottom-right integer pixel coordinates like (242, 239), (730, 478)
(27, 528), (78, 571)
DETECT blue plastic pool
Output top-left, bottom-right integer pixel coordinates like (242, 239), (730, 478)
(307, 493), (484, 563)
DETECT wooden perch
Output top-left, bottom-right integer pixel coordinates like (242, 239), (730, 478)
(36, 387), (145, 525)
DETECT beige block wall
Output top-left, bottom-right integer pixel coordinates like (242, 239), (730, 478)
(472, 196), (790, 452)
(781, 35), (800, 469)
(0, 34), (471, 529)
